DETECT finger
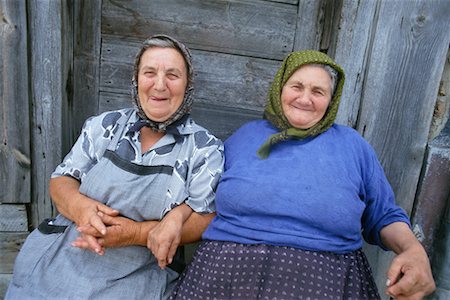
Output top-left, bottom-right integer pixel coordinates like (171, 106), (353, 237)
(386, 258), (403, 287)
(166, 240), (179, 265)
(77, 224), (102, 237)
(387, 271), (418, 298)
(84, 234), (105, 255)
(88, 213), (108, 236)
(156, 243), (171, 269)
(97, 211), (120, 226)
(71, 237), (90, 249)
(97, 203), (119, 217)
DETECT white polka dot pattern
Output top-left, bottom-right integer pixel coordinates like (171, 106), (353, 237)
(171, 241), (380, 300)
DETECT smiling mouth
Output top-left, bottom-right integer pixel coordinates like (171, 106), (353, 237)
(150, 96), (168, 102)
(291, 104), (312, 111)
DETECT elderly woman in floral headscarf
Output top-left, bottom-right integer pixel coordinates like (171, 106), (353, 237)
(170, 50), (435, 299)
(6, 34), (224, 300)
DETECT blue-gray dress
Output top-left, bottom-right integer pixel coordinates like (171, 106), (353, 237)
(6, 108), (224, 300)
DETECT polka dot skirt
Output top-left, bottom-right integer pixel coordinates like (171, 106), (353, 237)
(170, 241), (380, 300)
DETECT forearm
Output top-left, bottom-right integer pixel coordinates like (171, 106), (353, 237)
(380, 222), (423, 254)
(180, 212), (215, 244)
(49, 176), (92, 225)
(132, 204), (193, 246)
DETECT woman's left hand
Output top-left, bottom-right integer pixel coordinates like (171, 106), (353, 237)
(385, 243), (435, 300)
(381, 222), (436, 299)
(72, 212), (141, 254)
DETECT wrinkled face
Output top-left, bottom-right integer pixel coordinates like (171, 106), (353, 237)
(281, 64), (332, 129)
(137, 47), (188, 122)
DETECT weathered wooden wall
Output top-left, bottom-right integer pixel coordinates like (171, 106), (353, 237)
(1, 0), (449, 298)
(0, 0), (30, 295)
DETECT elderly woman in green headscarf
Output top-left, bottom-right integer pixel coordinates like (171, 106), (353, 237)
(169, 50), (435, 299)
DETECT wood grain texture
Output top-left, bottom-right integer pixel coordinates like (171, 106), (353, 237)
(0, 274), (12, 299)
(0, 0), (31, 204)
(0, 232), (28, 274)
(71, 0), (102, 145)
(28, 0), (71, 227)
(357, 0), (450, 214)
(99, 37), (280, 112)
(355, 1), (450, 293)
(0, 204), (27, 231)
(294, 0), (324, 50)
(333, 0), (379, 127)
(101, 0), (296, 60)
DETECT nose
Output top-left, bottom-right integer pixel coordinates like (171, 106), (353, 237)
(296, 90), (312, 105)
(154, 74), (166, 91)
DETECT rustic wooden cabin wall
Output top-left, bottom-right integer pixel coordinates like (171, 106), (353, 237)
(0, 0), (30, 294)
(1, 0), (449, 298)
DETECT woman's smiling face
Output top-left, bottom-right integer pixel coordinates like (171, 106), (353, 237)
(137, 47), (188, 122)
(281, 64), (333, 129)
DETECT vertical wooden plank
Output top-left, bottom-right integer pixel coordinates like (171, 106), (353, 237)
(358, 0), (449, 215)
(0, 204), (28, 231)
(355, 0), (450, 294)
(429, 192), (450, 300)
(28, 0), (73, 228)
(0, 0), (31, 204)
(333, 0), (379, 127)
(411, 50), (450, 257)
(71, 0), (102, 150)
(294, 0), (325, 50)
(0, 232), (28, 297)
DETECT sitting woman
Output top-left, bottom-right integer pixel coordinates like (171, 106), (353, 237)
(6, 34), (224, 299)
(169, 50), (435, 299)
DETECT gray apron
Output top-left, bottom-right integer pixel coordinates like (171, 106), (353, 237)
(7, 113), (182, 300)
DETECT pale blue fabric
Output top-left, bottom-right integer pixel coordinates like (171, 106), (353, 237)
(203, 120), (410, 253)
(6, 109), (224, 299)
(52, 108), (224, 215)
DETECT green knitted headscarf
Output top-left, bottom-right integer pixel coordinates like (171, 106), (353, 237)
(257, 50), (345, 159)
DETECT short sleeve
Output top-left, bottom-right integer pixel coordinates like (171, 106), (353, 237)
(51, 110), (124, 181)
(185, 131), (224, 213)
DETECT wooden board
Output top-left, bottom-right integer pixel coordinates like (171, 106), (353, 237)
(27, 0), (72, 227)
(99, 37), (280, 112)
(357, 0), (450, 214)
(0, 232), (28, 274)
(101, 0), (297, 60)
(333, 0), (379, 127)
(355, 1), (450, 292)
(0, 205), (27, 232)
(71, 0), (103, 143)
(0, 0), (31, 204)
(0, 274), (12, 299)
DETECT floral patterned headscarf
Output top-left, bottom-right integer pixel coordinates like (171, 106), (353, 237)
(257, 50), (346, 159)
(131, 34), (194, 132)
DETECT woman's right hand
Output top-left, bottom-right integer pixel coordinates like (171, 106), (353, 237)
(147, 204), (193, 269)
(75, 199), (119, 235)
(49, 176), (119, 254)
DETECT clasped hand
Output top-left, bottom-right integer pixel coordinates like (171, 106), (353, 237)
(147, 213), (183, 269)
(72, 202), (139, 255)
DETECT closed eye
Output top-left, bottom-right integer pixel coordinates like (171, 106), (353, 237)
(167, 73), (180, 80)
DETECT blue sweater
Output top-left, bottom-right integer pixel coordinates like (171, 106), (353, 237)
(203, 120), (410, 253)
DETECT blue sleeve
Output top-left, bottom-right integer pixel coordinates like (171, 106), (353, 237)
(361, 146), (411, 250)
